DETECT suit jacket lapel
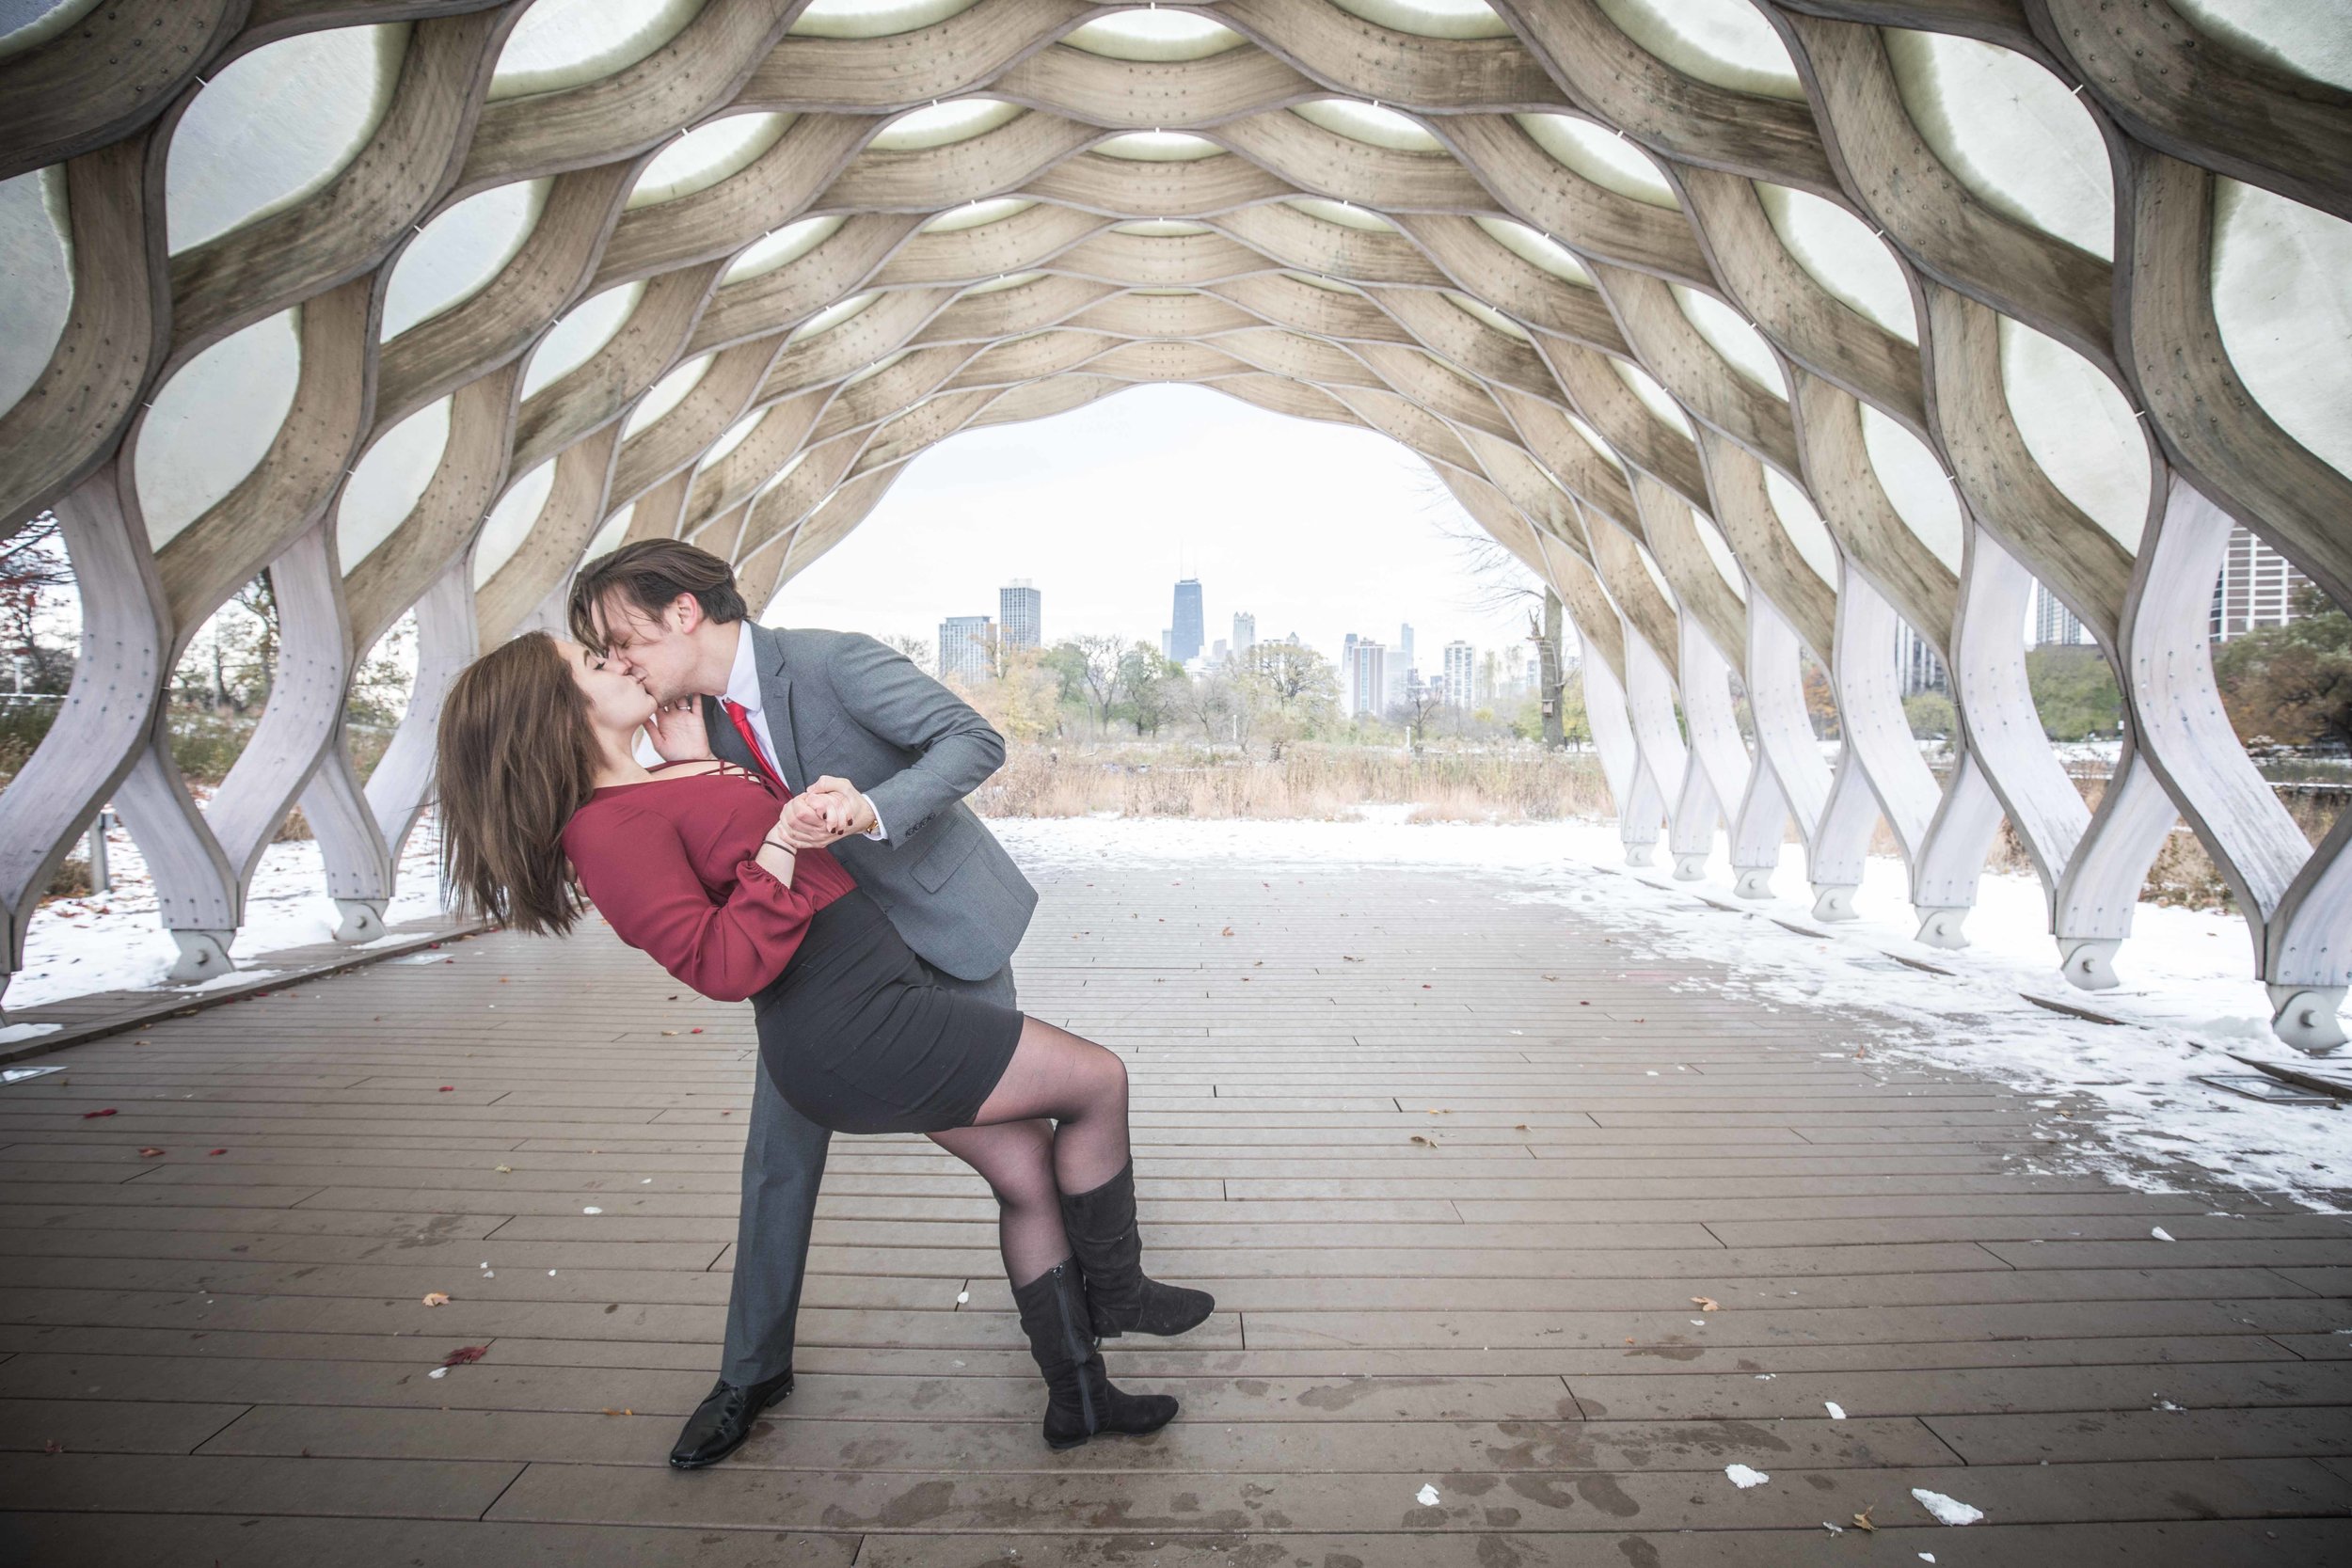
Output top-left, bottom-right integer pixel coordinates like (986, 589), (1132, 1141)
(748, 621), (801, 791)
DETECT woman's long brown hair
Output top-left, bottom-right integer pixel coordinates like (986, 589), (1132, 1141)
(435, 631), (601, 936)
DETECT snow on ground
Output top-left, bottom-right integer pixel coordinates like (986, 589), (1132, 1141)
(7, 814), (448, 1013)
(992, 813), (2352, 1211)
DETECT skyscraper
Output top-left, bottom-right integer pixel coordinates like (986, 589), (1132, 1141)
(1443, 641), (1474, 708)
(1350, 641), (1390, 718)
(2210, 525), (2315, 641)
(998, 579), (1041, 650)
(2031, 582), (2085, 646)
(1895, 619), (1947, 696)
(939, 615), (993, 686)
(1342, 632), (1360, 708)
(1169, 578), (1204, 664)
(1392, 622), (1415, 706)
(1232, 611), (1256, 654)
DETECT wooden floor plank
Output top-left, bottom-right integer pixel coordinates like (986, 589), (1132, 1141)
(1, 846), (2345, 1558)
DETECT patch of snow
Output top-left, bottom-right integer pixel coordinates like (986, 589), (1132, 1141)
(9, 808), (447, 1011)
(1823, 1402), (1846, 1419)
(1912, 1488), (1985, 1526)
(0, 1022), (62, 1044)
(1414, 1483), (1440, 1506)
(1724, 1465), (1770, 1489)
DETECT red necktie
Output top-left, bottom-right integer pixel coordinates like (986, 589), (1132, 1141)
(720, 699), (788, 797)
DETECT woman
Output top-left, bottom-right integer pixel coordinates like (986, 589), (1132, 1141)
(434, 629), (1213, 1450)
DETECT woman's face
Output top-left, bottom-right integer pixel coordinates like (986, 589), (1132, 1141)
(558, 638), (656, 736)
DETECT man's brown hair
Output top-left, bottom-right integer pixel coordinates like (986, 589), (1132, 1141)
(567, 539), (747, 650)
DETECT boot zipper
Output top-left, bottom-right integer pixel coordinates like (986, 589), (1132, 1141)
(1051, 1262), (1098, 1433)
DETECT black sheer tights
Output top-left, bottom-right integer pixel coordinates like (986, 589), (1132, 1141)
(926, 1016), (1132, 1289)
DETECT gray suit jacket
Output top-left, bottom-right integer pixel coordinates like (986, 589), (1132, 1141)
(705, 621), (1036, 981)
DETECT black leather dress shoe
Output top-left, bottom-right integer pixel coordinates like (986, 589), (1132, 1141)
(668, 1369), (794, 1469)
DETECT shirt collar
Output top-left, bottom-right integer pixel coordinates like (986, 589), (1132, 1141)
(722, 621), (761, 713)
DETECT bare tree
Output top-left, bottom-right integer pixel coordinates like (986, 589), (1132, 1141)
(1071, 632), (1127, 733)
(883, 632), (931, 672)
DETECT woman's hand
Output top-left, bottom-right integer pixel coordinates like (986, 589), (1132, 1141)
(644, 695), (713, 763)
(775, 794), (837, 851)
(775, 780), (873, 849)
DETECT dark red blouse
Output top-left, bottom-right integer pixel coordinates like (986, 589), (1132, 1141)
(561, 763), (857, 1003)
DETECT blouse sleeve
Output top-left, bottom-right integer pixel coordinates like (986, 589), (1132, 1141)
(565, 806), (814, 1002)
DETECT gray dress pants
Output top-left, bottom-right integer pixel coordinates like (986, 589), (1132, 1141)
(721, 959), (1018, 1386)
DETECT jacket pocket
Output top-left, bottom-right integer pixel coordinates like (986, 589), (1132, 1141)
(911, 824), (980, 892)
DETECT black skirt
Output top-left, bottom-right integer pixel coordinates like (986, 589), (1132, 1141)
(751, 888), (1025, 1134)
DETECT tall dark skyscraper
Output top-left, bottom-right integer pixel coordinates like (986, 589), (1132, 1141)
(1169, 578), (1204, 664)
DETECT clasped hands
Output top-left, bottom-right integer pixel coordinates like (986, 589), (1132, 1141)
(774, 776), (877, 850)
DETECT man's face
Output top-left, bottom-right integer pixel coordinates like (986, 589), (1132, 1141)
(591, 592), (704, 704)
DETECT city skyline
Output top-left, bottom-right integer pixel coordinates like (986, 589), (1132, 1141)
(768, 385), (1551, 671)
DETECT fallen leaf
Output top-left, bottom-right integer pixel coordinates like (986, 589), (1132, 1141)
(1851, 1509), (1876, 1533)
(42, 1439), (62, 1455)
(421, 1291), (450, 1307)
(1409, 1134), (1434, 1147)
(1220, 927), (1234, 937)
(440, 1345), (487, 1367)
(206, 1148), (227, 1157)
(80, 1108), (117, 1119)
(661, 1030), (679, 1037)
(494, 1164), (513, 1174)
(1692, 1297), (1720, 1312)
(138, 1148), (165, 1158)
(690, 1027), (703, 1035)
(437, 1085), (454, 1092)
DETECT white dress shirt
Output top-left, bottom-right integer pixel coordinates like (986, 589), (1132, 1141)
(644, 624), (884, 839)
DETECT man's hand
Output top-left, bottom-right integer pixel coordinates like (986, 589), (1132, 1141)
(643, 695), (713, 763)
(775, 777), (878, 848)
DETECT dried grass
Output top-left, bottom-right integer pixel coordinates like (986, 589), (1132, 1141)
(971, 742), (1615, 823)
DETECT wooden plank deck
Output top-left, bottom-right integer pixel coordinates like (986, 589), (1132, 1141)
(2, 850), (2348, 1564)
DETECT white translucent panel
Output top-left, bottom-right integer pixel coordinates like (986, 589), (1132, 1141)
(519, 281), (643, 399)
(2170, 0), (2352, 91)
(167, 24), (408, 254)
(755, 450), (808, 497)
(1590, 0), (1804, 101)
(1471, 214), (1595, 284)
(1293, 99), (1445, 154)
(701, 411), (767, 471)
(1690, 505), (1748, 600)
(1287, 196), (1396, 233)
(788, 291), (878, 344)
(870, 98), (1022, 152)
(1883, 30), (2114, 261)
(1446, 292), (1531, 341)
(581, 503), (634, 563)
(1612, 358), (1694, 436)
(1674, 285), (1787, 399)
(1326, 0), (1514, 40)
(0, 166), (72, 417)
(1063, 9), (1247, 60)
(622, 354), (711, 437)
(490, 0), (705, 100)
(1858, 403), (1963, 574)
(1111, 218), (1216, 236)
(382, 178), (549, 341)
(724, 214), (845, 282)
(789, 0), (983, 39)
(469, 460), (557, 587)
(1515, 114), (1679, 209)
(1761, 466), (1839, 587)
(963, 269), (1047, 295)
(1566, 413), (1625, 471)
(922, 198), (1032, 233)
(628, 113), (792, 209)
(336, 397), (451, 569)
(134, 308), (301, 548)
(0, 0), (99, 60)
(1131, 285), (1204, 297)
(1755, 183), (1916, 345)
(1094, 131), (1224, 161)
(1998, 316), (2150, 552)
(2212, 178), (2352, 480)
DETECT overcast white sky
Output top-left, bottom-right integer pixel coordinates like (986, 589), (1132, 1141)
(765, 384), (1549, 672)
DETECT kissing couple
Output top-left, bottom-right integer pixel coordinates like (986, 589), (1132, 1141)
(434, 539), (1212, 1465)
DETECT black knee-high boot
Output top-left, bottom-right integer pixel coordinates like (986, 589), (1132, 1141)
(1057, 1160), (1216, 1338)
(1012, 1259), (1178, 1449)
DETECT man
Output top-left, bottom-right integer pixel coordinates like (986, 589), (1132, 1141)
(567, 539), (1037, 1468)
